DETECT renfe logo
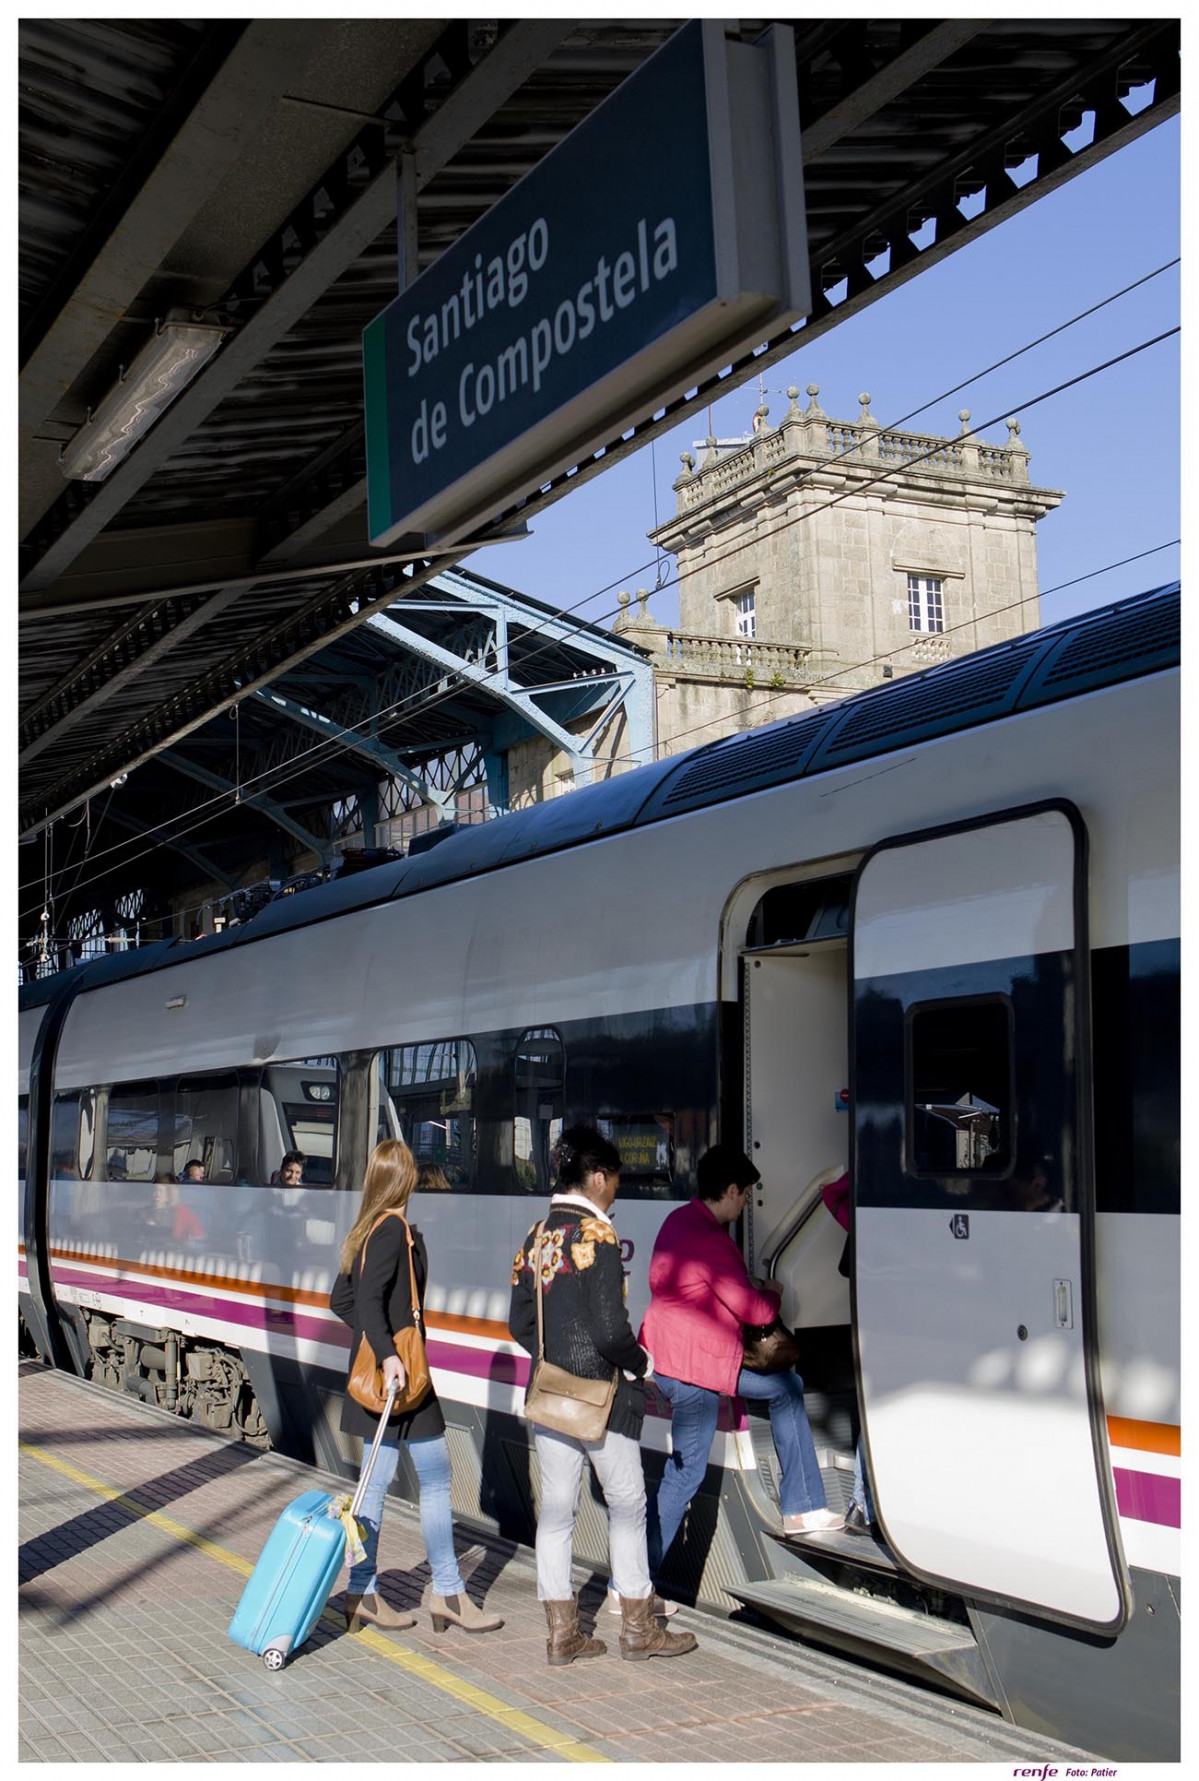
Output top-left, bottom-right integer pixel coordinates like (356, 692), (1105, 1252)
(1012, 1768), (1117, 1778)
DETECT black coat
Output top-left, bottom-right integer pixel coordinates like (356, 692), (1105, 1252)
(508, 1198), (650, 1441)
(330, 1213), (445, 1442)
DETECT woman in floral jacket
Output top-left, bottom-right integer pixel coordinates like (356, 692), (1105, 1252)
(509, 1125), (697, 1667)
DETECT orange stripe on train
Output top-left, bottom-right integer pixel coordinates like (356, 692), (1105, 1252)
(39, 1243), (509, 1338)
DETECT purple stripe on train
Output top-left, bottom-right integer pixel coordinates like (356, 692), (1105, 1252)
(1113, 1466), (1180, 1529)
(45, 1262), (744, 1430)
(49, 1262), (534, 1385)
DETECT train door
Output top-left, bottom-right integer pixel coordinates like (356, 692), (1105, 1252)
(850, 802), (1128, 1630)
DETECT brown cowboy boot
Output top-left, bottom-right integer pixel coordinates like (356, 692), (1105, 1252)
(544, 1598), (607, 1666)
(618, 1593), (698, 1660)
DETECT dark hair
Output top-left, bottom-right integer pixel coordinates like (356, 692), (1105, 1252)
(553, 1124), (621, 1189)
(696, 1144), (760, 1203)
(280, 1150), (306, 1171)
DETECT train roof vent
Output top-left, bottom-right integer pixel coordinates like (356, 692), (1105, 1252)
(1018, 582), (1180, 710)
(806, 632), (1053, 773)
(637, 707), (840, 821)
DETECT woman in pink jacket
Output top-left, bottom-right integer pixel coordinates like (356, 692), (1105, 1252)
(640, 1145), (843, 1583)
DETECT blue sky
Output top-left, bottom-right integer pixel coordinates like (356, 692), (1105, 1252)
(471, 115), (1180, 636)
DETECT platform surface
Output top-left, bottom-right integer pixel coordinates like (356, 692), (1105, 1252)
(19, 1362), (1097, 1765)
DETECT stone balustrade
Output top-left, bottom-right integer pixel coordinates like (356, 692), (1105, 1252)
(663, 630), (813, 685)
(675, 386), (1031, 513)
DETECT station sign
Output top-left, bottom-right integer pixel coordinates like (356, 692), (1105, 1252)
(363, 20), (808, 549)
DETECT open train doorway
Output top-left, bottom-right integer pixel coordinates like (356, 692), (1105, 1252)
(736, 868), (856, 1468)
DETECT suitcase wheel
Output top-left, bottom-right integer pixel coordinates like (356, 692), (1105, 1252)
(262, 1646), (287, 1672)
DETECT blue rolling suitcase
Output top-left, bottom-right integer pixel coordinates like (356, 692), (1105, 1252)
(228, 1381), (396, 1670)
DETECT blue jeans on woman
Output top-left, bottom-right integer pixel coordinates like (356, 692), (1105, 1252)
(648, 1369), (828, 1575)
(347, 1431), (465, 1598)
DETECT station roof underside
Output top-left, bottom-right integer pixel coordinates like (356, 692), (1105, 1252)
(18, 16), (1180, 947)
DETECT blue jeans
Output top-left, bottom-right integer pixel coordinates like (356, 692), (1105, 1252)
(648, 1369), (828, 1575)
(347, 1432), (464, 1598)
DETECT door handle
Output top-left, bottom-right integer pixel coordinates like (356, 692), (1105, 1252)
(1053, 1278), (1074, 1330)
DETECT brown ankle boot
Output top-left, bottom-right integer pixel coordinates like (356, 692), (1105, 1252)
(544, 1598), (606, 1666)
(430, 1591), (503, 1634)
(342, 1591), (417, 1632)
(618, 1594), (697, 1660)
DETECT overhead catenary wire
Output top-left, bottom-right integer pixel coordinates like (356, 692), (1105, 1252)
(22, 286), (1180, 922)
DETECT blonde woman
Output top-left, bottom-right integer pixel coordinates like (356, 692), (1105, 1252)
(329, 1138), (501, 1635)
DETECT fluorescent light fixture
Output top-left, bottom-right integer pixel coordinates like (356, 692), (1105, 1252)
(58, 315), (228, 483)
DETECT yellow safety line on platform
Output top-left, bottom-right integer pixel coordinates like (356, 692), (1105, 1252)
(19, 1439), (608, 1764)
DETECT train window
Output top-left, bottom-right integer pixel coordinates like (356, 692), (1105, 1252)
(172, 1074), (239, 1184)
(259, 1056), (340, 1187)
(380, 1040), (477, 1191)
(907, 998), (1013, 1176)
(18, 1096), (28, 1179)
(515, 1028), (564, 1193)
(105, 1081), (162, 1181)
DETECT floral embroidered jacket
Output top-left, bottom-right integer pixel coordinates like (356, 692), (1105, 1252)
(508, 1194), (650, 1441)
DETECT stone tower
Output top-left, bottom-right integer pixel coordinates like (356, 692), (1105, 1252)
(619, 385), (1064, 756)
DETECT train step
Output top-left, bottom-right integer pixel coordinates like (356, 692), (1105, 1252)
(773, 1521), (902, 1575)
(724, 1575), (1001, 1711)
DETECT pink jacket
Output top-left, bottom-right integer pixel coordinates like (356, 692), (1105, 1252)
(639, 1198), (779, 1396)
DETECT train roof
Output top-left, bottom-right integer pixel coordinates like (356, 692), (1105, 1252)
(18, 580), (1179, 1012)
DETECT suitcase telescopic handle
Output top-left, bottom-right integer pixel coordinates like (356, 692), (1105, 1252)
(348, 1377), (398, 1521)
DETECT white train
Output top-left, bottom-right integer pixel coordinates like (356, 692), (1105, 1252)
(19, 582), (1179, 1759)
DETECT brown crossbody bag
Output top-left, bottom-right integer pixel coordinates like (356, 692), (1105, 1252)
(346, 1210), (432, 1415)
(522, 1221), (617, 1442)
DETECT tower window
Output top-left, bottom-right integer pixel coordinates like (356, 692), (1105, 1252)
(908, 574), (944, 633)
(734, 589), (756, 638)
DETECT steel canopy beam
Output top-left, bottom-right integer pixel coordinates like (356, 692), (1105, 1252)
(19, 18), (573, 595)
(798, 20), (994, 163)
(20, 584), (243, 765)
(157, 749), (331, 862)
(105, 807), (237, 891)
(250, 687), (452, 815)
(368, 609), (594, 772)
(19, 22), (329, 439)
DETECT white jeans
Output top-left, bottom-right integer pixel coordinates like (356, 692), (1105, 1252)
(533, 1427), (653, 1603)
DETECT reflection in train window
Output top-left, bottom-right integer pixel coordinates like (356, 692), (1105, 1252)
(18, 1096), (28, 1179)
(260, 1057), (340, 1187)
(173, 1074), (239, 1183)
(515, 1028), (564, 1194)
(106, 1082), (161, 1181)
(50, 1095), (81, 1177)
(908, 998), (1013, 1176)
(380, 1040), (477, 1191)
(598, 1113), (675, 1190)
